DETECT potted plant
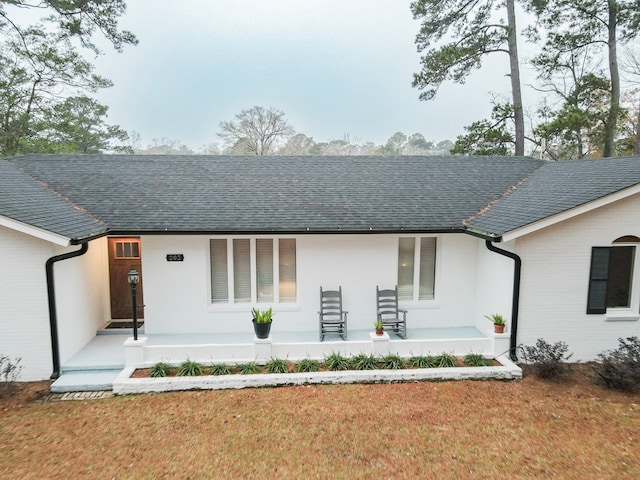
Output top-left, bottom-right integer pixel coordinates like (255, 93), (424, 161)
(485, 313), (506, 333)
(252, 307), (273, 339)
(375, 319), (384, 336)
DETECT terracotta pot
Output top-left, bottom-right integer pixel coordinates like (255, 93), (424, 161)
(375, 328), (384, 336)
(494, 324), (505, 334)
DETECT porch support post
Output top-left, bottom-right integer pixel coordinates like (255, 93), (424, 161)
(124, 336), (147, 367)
(254, 336), (272, 364)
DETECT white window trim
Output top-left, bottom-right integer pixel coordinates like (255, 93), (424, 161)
(209, 236), (298, 310)
(398, 235), (440, 306)
(272, 239), (281, 304)
(605, 242), (640, 322)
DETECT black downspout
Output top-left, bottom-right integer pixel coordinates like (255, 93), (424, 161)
(46, 243), (89, 380)
(485, 240), (521, 362)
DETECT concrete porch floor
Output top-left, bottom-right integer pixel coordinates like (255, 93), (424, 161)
(52, 326), (504, 393)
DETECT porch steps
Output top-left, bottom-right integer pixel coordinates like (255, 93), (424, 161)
(96, 327), (145, 336)
(52, 334), (129, 393)
(51, 369), (123, 393)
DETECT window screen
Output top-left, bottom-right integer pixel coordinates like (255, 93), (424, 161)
(233, 239), (251, 303)
(210, 239), (228, 303)
(398, 238), (415, 300)
(418, 237), (436, 300)
(256, 239), (274, 303)
(279, 239), (297, 303)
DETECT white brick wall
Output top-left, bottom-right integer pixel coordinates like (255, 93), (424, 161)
(0, 227), (108, 380)
(141, 234), (489, 335)
(0, 226), (56, 380)
(55, 237), (109, 365)
(516, 192), (640, 361)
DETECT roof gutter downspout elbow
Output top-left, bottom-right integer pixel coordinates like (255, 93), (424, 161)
(485, 240), (521, 362)
(46, 243), (89, 380)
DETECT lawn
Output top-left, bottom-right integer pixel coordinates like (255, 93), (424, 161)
(1, 365), (639, 479)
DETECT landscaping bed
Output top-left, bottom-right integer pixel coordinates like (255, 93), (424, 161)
(114, 354), (521, 395)
(131, 353), (501, 378)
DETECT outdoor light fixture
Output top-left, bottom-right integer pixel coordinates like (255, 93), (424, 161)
(127, 269), (140, 286)
(128, 269), (140, 341)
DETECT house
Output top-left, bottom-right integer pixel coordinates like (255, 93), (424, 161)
(1, 154), (639, 382)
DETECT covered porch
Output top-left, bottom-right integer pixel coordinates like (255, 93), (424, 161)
(51, 326), (511, 392)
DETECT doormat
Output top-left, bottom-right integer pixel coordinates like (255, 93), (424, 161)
(106, 321), (144, 329)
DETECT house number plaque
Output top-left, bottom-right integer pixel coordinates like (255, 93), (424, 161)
(166, 254), (184, 262)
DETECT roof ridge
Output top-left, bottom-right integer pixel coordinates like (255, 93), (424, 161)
(462, 161), (547, 229)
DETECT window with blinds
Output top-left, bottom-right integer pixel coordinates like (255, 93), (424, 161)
(210, 239), (228, 303)
(233, 239), (251, 303)
(210, 238), (296, 304)
(418, 237), (436, 300)
(279, 238), (297, 303)
(397, 237), (437, 301)
(256, 239), (274, 302)
(398, 238), (415, 299)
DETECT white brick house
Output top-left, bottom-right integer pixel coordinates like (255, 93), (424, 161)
(1, 154), (639, 381)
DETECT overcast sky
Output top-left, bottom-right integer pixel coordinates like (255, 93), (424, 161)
(82, 1), (520, 149)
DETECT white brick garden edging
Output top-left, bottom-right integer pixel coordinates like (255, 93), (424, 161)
(112, 355), (521, 395)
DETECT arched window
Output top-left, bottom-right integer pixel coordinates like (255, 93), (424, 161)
(587, 236), (639, 314)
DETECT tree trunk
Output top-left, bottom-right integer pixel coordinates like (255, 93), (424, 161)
(506, 0), (525, 156)
(635, 96), (640, 155)
(575, 129), (584, 159)
(603, 0), (620, 157)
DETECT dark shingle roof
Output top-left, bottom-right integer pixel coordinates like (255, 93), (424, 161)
(468, 156), (640, 236)
(0, 159), (106, 240)
(1, 154), (639, 242)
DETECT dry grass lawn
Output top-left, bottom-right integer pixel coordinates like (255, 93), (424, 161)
(1, 365), (639, 479)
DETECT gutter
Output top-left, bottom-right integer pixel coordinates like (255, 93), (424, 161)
(105, 226), (498, 241)
(45, 243), (89, 379)
(485, 240), (521, 362)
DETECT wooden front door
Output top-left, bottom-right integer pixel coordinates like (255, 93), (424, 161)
(108, 237), (144, 319)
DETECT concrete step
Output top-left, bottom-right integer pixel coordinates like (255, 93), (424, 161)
(97, 327), (145, 336)
(51, 369), (122, 393)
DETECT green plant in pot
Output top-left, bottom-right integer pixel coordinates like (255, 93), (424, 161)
(252, 307), (273, 339)
(485, 313), (506, 333)
(375, 319), (384, 336)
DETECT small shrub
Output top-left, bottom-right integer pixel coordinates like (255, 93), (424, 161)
(380, 354), (405, 370)
(296, 358), (320, 373)
(432, 352), (456, 368)
(595, 336), (640, 391)
(266, 357), (289, 374)
(464, 353), (491, 367)
(150, 361), (170, 378)
(177, 359), (204, 376)
(350, 353), (378, 370)
(325, 352), (349, 371)
(408, 355), (437, 368)
(209, 363), (232, 376)
(238, 362), (259, 375)
(0, 355), (23, 395)
(522, 338), (573, 381)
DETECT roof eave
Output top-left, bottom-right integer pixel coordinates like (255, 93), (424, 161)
(106, 226), (465, 236)
(501, 183), (640, 243)
(0, 215), (72, 247)
(104, 225), (501, 241)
